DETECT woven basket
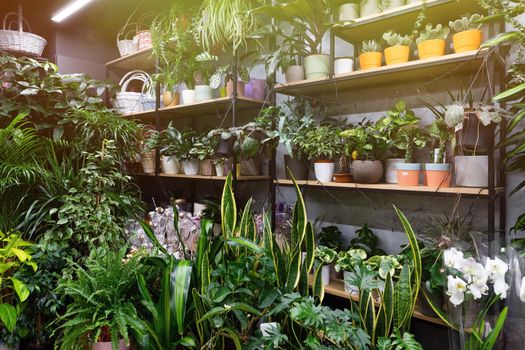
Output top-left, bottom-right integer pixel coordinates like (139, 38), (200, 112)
(117, 21), (138, 57)
(141, 150), (156, 174)
(114, 70), (155, 115)
(0, 12), (47, 56)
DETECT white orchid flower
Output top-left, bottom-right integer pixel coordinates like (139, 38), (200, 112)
(493, 277), (509, 299)
(447, 275), (467, 306)
(485, 257), (509, 280)
(460, 257), (487, 284)
(468, 280), (489, 299)
(520, 277), (525, 303)
(444, 248), (464, 269)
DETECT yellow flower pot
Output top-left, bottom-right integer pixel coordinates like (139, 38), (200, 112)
(384, 45), (410, 65)
(452, 29), (482, 53)
(359, 51), (382, 70)
(417, 39), (446, 60)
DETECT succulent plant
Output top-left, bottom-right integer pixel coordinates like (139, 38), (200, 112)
(444, 103), (465, 128)
(416, 23), (451, 44)
(361, 39), (382, 53)
(449, 14), (482, 33)
(382, 31), (413, 47)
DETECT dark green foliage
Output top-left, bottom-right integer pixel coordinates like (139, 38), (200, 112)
(350, 223), (386, 256)
(317, 225), (343, 251)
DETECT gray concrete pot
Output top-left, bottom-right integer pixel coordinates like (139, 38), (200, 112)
(352, 160), (383, 183)
(284, 155), (309, 180)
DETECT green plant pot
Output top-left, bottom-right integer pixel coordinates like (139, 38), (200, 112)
(304, 54), (330, 80)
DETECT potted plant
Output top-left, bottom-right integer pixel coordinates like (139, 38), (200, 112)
(195, 52), (218, 102)
(340, 121), (387, 183)
(349, 223), (386, 256)
(317, 225), (343, 279)
(449, 14), (483, 53)
(141, 126), (158, 175)
(179, 130), (200, 175)
(425, 118), (453, 188)
(54, 248), (146, 350)
(273, 101), (316, 180)
(360, 0), (379, 17)
(376, 100), (420, 183)
(299, 124), (342, 182)
(334, 248), (368, 294)
(314, 246), (337, 286)
(394, 124), (427, 187)
(416, 23), (450, 60)
(156, 122), (184, 175)
(338, 1), (360, 21)
(382, 31), (412, 65)
(152, 69), (180, 108)
(255, 0), (332, 80)
(359, 39), (382, 70)
(212, 157), (226, 177)
(192, 133), (215, 176)
(262, 34), (305, 83)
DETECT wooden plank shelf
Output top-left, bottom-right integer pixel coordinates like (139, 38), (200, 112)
(334, 0), (484, 44)
(318, 278), (446, 327)
(106, 47), (156, 71)
(275, 179), (503, 198)
(274, 50), (488, 100)
(137, 173), (270, 182)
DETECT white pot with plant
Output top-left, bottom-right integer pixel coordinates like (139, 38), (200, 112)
(192, 133), (215, 176)
(360, 0), (379, 17)
(416, 23), (450, 60)
(394, 125), (427, 187)
(425, 118), (453, 188)
(359, 40), (383, 70)
(334, 56), (354, 75)
(213, 157), (226, 177)
(209, 61), (250, 98)
(157, 123), (184, 174)
(339, 2), (360, 21)
(449, 14), (483, 53)
(335, 249), (368, 295)
(382, 31), (412, 65)
(315, 246), (337, 286)
(300, 125), (341, 183)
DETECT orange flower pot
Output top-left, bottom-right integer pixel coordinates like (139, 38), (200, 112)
(417, 39), (446, 60)
(359, 52), (382, 70)
(384, 45), (410, 65)
(425, 164), (451, 188)
(452, 29), (482, 53)
(396, 163), (420, 187)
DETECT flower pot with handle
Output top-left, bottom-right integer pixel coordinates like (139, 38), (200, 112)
(314, 160), (335, 182)
(215, 163), (225, 177)
(284, 155), (309, 180)
(384, 45), (410, 65)
(396, 163), (421, 186)
(334, 57), (354, 75)
(181, 89), (196, 105)
(195, 85), (213, 102)
(162, 91), (180, 108)
(425, 163), (451, 188)
(454, 155), (488, 187)
(385, 158), (405, 183)
(200, 159), (214, 176)
(92, 340), (127, 350)
(339, 3), (360, 21)
(359, 52), (382, 70)
(226, 80), (245, 97)
(162, 155), (181, 174)
(285, 65), (305, 82)
(417, 39), (446, 60)
(304, 54), (330, 80)
(360, 0), (379, 17)
(183, 159), (200, 175)
(452, 29), (482, 53)
(352, 160), (383, 183)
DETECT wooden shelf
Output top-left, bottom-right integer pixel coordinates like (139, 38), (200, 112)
(275, 50), (489, 100)
(106, 47), (156, 71)
(122, 109), (157, 121)
(334, 0), (484, 43)
(316, 278), (446, 327)
(137, 173), (270, 181)
(275, 179), (503, 198)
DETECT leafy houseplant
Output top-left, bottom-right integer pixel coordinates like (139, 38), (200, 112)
(416, 23), (450, 59)
(156, 123), (185, 174)
(299, 124), (342, 183)
(317, 225), (343, 251)
(350, 223), (386, 256)
(255, 0), (332, 79)
(425, 118), (454, 187)
(449, 14), (483, 53)
(314, 246), (337, 286)
(360, 39), (383, 70)
(382, 31), (413, 65)
(393, 124), (427, 186)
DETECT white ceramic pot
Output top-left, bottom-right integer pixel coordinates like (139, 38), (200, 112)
(193, 202), (207, 217)
(343, 271), (359, 295)
(215, 163), (225, 177)
(285, 65), (305, 83)
(260, 322), (279, 337)
(454, 155), (488, 187)
(314, 161), (335, 182)
(183, 159), (200, 175)
(334, 57), (354, 75)
(385, 158), (405, 183)
(195, 85), (213, 102)
(321, 265), (331, 286)
(361, 0), (379, 17)
(162, 155), (181, 174)
(383, 0), (406, 10)
(304, 54), (331, 79)
(339, 3), (360, 21)
(181, 89), (196, 105)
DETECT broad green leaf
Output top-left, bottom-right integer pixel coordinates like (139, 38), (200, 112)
(11, 277), (30, 302)
(221, 173), (237, 238)
(492, 82), (525, 102)
(10, 248), (30, 262)
(171, 260), (192, 335)
(0, 303), (17, 332)
(226, 237), (263, 254)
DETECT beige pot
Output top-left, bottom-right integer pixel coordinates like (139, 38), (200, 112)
(162, 91), (180, 108)
(200, 159), (215, 176)
(141, 150), (156, 174)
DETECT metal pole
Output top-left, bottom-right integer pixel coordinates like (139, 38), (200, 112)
(270, 2), (277, 230)
(232, 53), (238, 189)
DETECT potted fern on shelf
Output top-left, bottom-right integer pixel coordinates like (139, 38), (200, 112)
(449, 14), (483, 53)
(359, 39), (383, 70)
(416, 23), (450, 60)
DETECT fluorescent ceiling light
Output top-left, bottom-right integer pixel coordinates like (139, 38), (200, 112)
(51, 0), (93, 22)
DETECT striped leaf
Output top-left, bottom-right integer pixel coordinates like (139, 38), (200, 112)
(171, 260), (193, 335)
(290, 175), (307, 251)
(238, 198), (255, 240)
(285, 249), (301, 292)
(221, 173), (237, 238)
(226, 237), (263, 254)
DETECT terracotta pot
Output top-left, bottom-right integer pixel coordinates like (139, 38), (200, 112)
(417, 39), (446, 60)
(425, 163), (451, 188)
(226, 80), (245, 97)
(285, 65), (305, 83)
(384, 45), (410, 65)
(396, 163), (421, 186)
(314, 160), (335, 182)
(162, 91), (180, 108)
(352, 160), (383, 183)
(359, 52), (382, 70)
(384, 158), (405, 183)
(333, 173), (352, 183)
(452, 29), (482, 53)
(284, 155), (309, 180)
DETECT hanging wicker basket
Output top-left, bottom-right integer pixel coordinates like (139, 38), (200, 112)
(117, 21), (138, 57)
(0, 10), (47, 57)
(114, 70), (155, 115)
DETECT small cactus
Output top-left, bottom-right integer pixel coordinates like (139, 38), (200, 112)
(445, 103), (465, 128)
(416, 23), (451, 44)
(449, 14), (482, 33)
(361, 40), (382, 53)
(382, 31), (413, 47)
